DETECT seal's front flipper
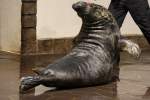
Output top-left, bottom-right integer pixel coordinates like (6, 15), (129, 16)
(119, 39), (141, 58)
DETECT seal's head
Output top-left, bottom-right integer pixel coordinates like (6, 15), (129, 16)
(72, 1), (113, 23)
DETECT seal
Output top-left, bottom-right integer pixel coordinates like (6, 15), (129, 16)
(20, 1), (141, 92)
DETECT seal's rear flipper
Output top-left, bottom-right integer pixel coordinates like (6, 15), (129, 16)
(20, 76), (41, 92)
(20, 75), (57, 92)
(119, 39), (141, 58)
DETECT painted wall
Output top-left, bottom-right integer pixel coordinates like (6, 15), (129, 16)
(37, 0), (150, 39)
(0, 0), (21, 53)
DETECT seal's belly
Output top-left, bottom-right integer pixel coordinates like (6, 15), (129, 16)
(46, 50), (113, 82)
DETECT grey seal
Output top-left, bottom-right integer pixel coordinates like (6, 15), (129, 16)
(20, 1), (141, 92)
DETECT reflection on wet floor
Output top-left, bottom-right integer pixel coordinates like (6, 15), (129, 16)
(20, 83), (118, 100)
(0, 50), (150, 100)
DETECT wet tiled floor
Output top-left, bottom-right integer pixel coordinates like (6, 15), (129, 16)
(0, 52), (20, 100)
(0, 50), (150, 100)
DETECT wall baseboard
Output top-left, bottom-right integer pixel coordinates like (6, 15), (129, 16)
(0, 50), (20, 61)
(0, 50), (20, 55)
(34, 35), (150, 55)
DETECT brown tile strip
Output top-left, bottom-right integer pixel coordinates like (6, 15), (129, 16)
(37, 38), (73, 55)
(38, 40), (54, 54)
(22, 0), (36, 2)
(22, 28), (36, 41)
(36, 35), (149, 55)
(21, 0), (37, 55)
(22, 15), (36, 28)
(22, 2), (37, 15)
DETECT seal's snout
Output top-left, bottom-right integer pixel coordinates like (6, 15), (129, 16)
(72, 1), (88, 11)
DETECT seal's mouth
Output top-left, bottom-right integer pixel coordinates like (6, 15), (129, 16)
(72, 1), (90, 14)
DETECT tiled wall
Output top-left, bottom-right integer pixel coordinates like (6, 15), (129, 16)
(38, 38), (73, 55)
(21, 0), (149, 55)
(21, 0), (37, 55)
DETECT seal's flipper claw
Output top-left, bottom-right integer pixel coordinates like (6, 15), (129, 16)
(32, 67), (45, 75)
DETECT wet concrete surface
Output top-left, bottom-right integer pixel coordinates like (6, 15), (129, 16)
(0, 52), (20, 100)
(0, 50), (150, 100)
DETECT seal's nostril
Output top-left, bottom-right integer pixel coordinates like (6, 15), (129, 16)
(72, 4), (77, 10)
(72, 3), (82, 10)
(72, 1), (88, 11)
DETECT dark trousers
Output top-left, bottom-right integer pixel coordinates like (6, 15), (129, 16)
(109, 0), (150, 44)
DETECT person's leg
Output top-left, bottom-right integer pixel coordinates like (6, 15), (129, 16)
(127, 0), (150, 44)
(108, 0), (128, 28)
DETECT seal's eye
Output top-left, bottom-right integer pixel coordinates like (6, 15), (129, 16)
(95, 11), (100, 17)
(91, 6), (100, 14)
(94, 6), (99, 9)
